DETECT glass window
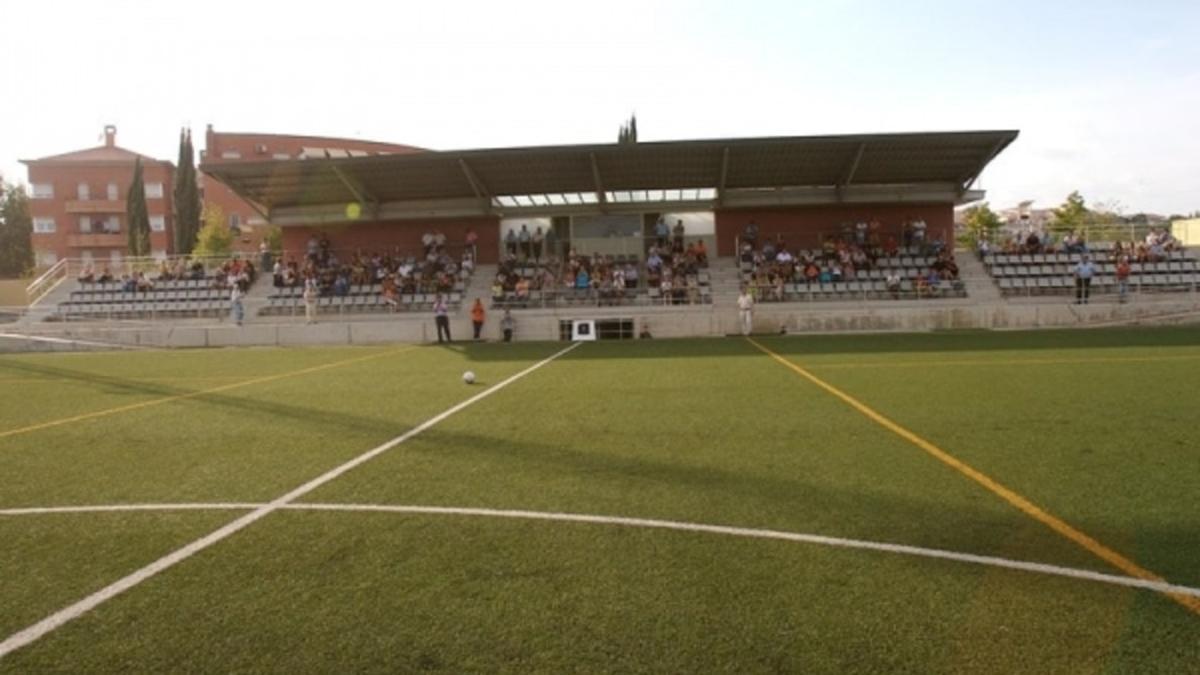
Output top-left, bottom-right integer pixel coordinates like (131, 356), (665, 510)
(32, 183), (54, 199)
(79, 216), (92, 233)
(77, 183), (90, 200)
(36, 250), (58, 266)
(33, 218), (56, 233)
(144, 183), (164, 199)
(149, 216), (166, 232)
(107, 183), (118, 200)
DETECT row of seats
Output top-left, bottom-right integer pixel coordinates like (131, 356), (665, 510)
(262, 292), (465, 316)
(997, 275), (1199, 295)
(75, 277), (222, 292)
(763, 279), (966, 302)
(494, 286), (714, 309)
(58, 300), (232, 320)
(984, 249), (1189, 266)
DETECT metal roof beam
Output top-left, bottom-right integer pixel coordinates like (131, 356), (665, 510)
(836, 142), (867, 202)
(589, 153), (607, 208)
(958, 137), (1008, 193)
(331, 165), (377, 207)
(717, 146), (730, 205)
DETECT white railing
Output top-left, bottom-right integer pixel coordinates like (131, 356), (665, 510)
(25, 259), (69, 306)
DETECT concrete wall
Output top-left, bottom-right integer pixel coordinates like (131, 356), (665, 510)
(714, 203), (954, 256)
(16, 295), (1200, 349)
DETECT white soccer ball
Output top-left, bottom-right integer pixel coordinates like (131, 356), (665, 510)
(462, 370), (476, 385)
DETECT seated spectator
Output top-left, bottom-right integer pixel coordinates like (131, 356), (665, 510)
(77, 265), (95, 283)
(135, 272), (154, 292)
(121, 275), (136, 293)
(381, 276), (399, 310)
(695, 239), (708, 265)
(575, 269), (590, 290)
(333, 273), (349, 297)
(515, 277), (531, 301)
(886, 272), (901, 299)
(97, 266), (114, 283)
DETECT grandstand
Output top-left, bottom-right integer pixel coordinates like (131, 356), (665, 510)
(984, 245), (1199, 297)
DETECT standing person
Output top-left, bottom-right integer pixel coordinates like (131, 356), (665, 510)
(532, 227), (545, 261)
(302, 275), (318, 324)
(518, 224), (532, 260)
(654, 216), (669, 249)
(500, 309), (515, 342)
(505, 229), (518, 257)
(1073, 254), (1095, 305)
(737, 285), (755, 336)
(433, 294), (452, 343)
(1116, 256), (1131, 303)
(544, 226), (558, 261)
(465, 227), (479, 261)
(470, 298), (486, 340)
(230, 282), (245, 326)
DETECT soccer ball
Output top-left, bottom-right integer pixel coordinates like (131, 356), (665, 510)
(462, 370), (476, 385)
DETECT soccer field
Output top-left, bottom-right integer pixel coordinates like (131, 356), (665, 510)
(2, 328), (1199, 673)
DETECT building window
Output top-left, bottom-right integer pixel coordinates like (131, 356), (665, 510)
(152, 249), (167, 261)
(33, 218), (56, 233)
(36, 250), (58, 267)
(107, 183), (118, 200)
(77, 183), (90, 200)
(145, 182), (164, 199)
(103, 216), (120, 233)
(80, 250), (94, 264)
(109, 250), (123, 264)
(149, 216), (166, 232)
(32, 183), (54, 199)
(79, 216), (92, 233)
(221, 150), (242, 159)
(229, 213), (241, 231)
(273, 153), (291, 160)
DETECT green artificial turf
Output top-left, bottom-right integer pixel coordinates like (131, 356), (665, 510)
(1, 328), (1199, 673)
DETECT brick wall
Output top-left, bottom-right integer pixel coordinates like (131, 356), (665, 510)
(714, 203), (954, 256)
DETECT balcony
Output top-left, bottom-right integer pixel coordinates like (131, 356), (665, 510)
(67, 233), (126, 248)
(65, 199), (127, 214)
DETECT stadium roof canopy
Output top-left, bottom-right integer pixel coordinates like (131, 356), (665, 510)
(202, 130), (1018, 225)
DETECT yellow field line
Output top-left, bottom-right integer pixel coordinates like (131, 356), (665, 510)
(805, 353), (1200, 370)
(0, 376), (254, 385)
(747, 337), (1200, 617)
(0, 347), (414, 441)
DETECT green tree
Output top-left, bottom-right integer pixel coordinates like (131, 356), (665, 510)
(1050, 190), (1089, 233)
(0, 180), (34, 278)
(126, 158), (151, 256)
(961, 202), (1003, 243)
(265, 224), (283, 255)
(617, 114), (638, 144)
(193, 204), (233, 258)
(173, 128), (201, 254)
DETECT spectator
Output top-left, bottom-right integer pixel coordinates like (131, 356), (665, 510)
(886, 271), (902, 299)
(672, 219), (685, 253)
(230, 283), (244, 326)
(470, 298), (485, 340)
(433, 294), (452, 343)
(381, 275), (399, 310)
(654, 217), (669, 248)
(303, 275), (318, 324)
(1073, 254), (1095, 305)
(532, 227), (544, 261)
(743, 220), (759, 248)
(737, 286), (754, 335)
(77, 264), (95, 283)
(500, 309), (515, 342)
(464, 227), (478, 259)
(518, 224), (532, 259)
(505, 229), (517, 257)
(1116, 256), (1131, 303)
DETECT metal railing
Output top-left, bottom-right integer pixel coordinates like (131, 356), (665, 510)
(25, 259), (70, 306)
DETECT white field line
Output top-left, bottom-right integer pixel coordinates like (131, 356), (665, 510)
(4, 500), (1199, 601)
(0, 342), (582, 660)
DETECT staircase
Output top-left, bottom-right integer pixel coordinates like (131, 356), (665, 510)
(462, 264), (497, 308)
(954, 252), (1002, 303)
(707, 257), (744, 307)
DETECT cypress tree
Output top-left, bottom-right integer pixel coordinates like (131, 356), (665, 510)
(127, 158), (151, 257)
(173, 128), (201, 254)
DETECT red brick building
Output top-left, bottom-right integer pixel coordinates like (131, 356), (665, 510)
(22, 126), (175, 268)
(200, 126), (423, 253)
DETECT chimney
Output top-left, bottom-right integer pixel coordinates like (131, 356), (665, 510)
(104, 125), (117, 148)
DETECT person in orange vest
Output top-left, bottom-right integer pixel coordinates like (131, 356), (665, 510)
(470, 298), (486, 340)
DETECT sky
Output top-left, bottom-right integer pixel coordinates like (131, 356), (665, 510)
(3, 0), (1198, 215)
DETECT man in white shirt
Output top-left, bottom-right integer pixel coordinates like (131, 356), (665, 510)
(737, 286), (754, 336)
